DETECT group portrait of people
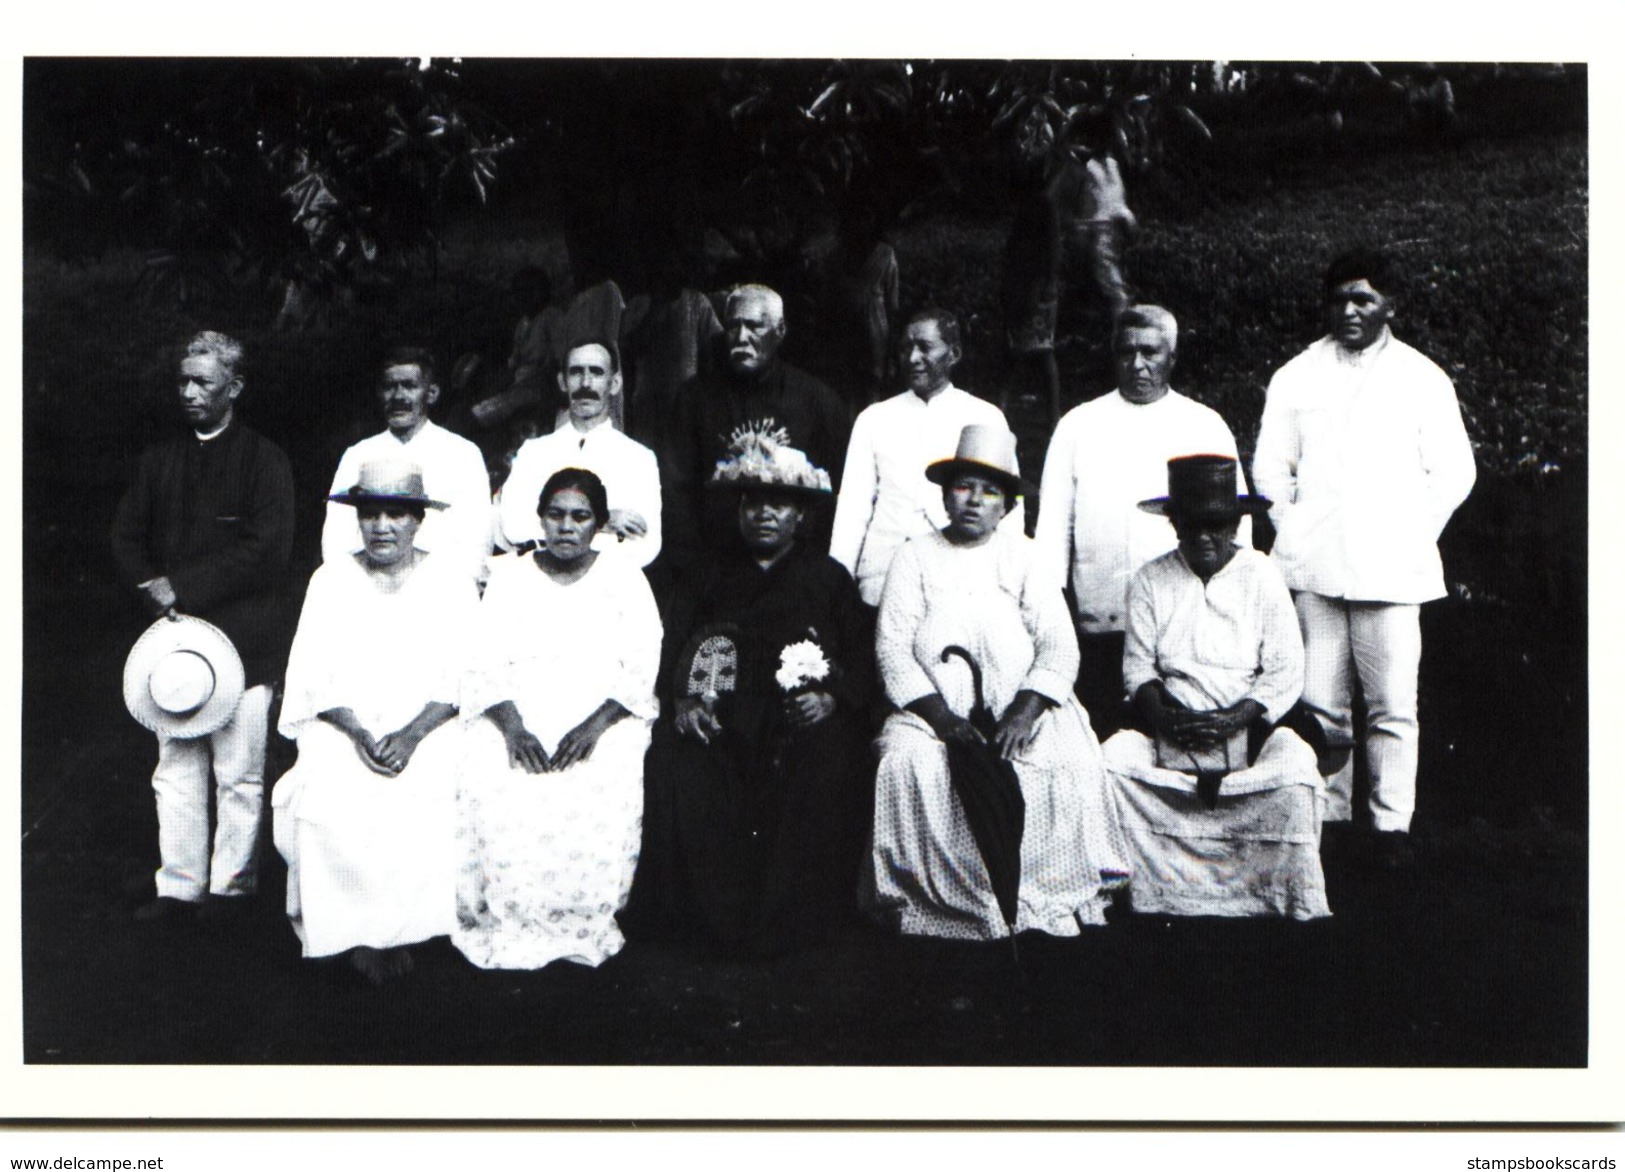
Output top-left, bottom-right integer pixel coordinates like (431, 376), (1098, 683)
(111, 241), (1476, 989)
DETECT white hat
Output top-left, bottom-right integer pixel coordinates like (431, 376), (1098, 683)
(924, 424), (1030, 497)
(123, 615), (246, 738)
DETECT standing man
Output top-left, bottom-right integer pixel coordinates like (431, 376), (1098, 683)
(831, 307), (1023, 607)
(1034, 305), (1247, 735)
(111, 330), (296, 922)
(1253, 248), (1475, 861)
(662, 283), (851, 575)
(496, 339), (662, 566)
(321, 347), (492, 586)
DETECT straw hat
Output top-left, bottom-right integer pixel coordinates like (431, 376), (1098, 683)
(327, 459), (448, 510)
(924, 424), (1030, 497)
(707, 423), (834, 503)
(1137, 455), (1272, 521)
(123, 615), (246, 738)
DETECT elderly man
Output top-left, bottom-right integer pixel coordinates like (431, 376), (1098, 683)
(321, 347), (492, 585)
(1034, 304), (1247, 736)
(661, 283), (851, 575)
(831, 307), (1023, 606)
(495, 339), (662, 565)
(1253, 248), (1475, 863)
(111, 330), (295, 922)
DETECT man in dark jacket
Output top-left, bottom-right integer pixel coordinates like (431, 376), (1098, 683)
(111, 330), (295, 922)
(660, 284), (851, 580)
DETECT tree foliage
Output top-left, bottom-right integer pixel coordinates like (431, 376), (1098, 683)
(24, 58), (512, 322)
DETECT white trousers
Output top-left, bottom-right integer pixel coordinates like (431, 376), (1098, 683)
(151, 684), (272, 901)
(1294, 593), (1421, 833)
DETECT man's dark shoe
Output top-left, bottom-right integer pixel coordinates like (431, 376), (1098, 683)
(1373, 830), (1416, 871)
(196, 894), (253, 926)
(132, 896), (195, 923)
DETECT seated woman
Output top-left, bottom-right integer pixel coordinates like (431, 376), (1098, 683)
(1103, 455), (1330, 920)
(868, 425), (1125, 940)
(454, 467), (662, 970)
(622, 427), (873, 956)
(273, 460), (478, 985)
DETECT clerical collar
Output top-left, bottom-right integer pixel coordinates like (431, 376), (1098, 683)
(193, 418), (232, 442)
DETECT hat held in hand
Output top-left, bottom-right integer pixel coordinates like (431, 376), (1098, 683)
(123, 614), (247, 738)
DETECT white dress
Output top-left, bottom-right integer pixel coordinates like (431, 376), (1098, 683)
(1103, 548), (1331, 920)
(272, 552), (478, 959)
(868, 527), (1127, 939)
(453, 551), (662, 969)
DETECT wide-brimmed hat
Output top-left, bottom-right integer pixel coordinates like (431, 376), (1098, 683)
(327, 459), (448, 510)
(925, 424), (1031, 497)
(123, 614), (246, 738)
(707, 423), (834, 504)
(1138, 455), (1272, 521)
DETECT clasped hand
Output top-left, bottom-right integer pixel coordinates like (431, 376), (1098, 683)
(1157, 698), (1259, 750)
(349, 725), (424, 777)
(675, 695), (724, 745)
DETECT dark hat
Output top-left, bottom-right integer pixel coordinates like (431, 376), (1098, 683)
(327, 459), (448, 511)
(1137, 455), (1271, 521)
(924, 425), (1032, 498)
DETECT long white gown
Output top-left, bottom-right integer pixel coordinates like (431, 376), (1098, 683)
(868, 527), (1127, 940)
(1103, 547), (1331, 920)
(272, 552), (478, 959)
(453, 551), (662, 970)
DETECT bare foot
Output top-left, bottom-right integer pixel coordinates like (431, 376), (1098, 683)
(347, 946), (415, 986)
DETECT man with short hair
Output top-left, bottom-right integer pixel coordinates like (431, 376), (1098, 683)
(495, 339), (662, 565)
(111, 330), (296, 922)
(321, 347), (492, 585)
(1034, 304), (1247, 735)
(831, 307), (1023, 606)
(1252, 248), (1475, 860)
(662, 283), (851, 574)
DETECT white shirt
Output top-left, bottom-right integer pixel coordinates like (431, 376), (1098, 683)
(1252, 330), (1476, 603)
(321, 421), (493, 585)
(1122, 547), (1303, 725)
(1033, 389), (1247, 635)
(496, 421), (663, 567)
(830, 384), (1025, 605)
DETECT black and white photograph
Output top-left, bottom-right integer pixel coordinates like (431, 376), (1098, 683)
(7, 6), (1617, 1135)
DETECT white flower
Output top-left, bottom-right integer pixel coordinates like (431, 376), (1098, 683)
(776, 640), (830, 692)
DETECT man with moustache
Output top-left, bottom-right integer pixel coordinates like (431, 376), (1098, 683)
(661, 283), (851, 575)
(321, 347), (493, 585)
(1252, 249), (1475, 864)
(111, 330), (295, 923)
(831, 307), (1023, 608)
(496, 339), (662, 566)
(1033, 305), (1246, 736)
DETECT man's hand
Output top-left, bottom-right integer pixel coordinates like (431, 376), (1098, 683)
(139, 576), (178, 615)
(675, 695), (724, 745)
(783, 690), (836, 730)
(606, 509), (648, 542)
(993, 690), (1050, 761)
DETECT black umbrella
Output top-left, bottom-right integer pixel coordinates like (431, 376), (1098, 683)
(939, 645), (1026, 947)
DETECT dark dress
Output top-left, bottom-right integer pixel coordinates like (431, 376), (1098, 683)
(622, 542), (874, 957)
